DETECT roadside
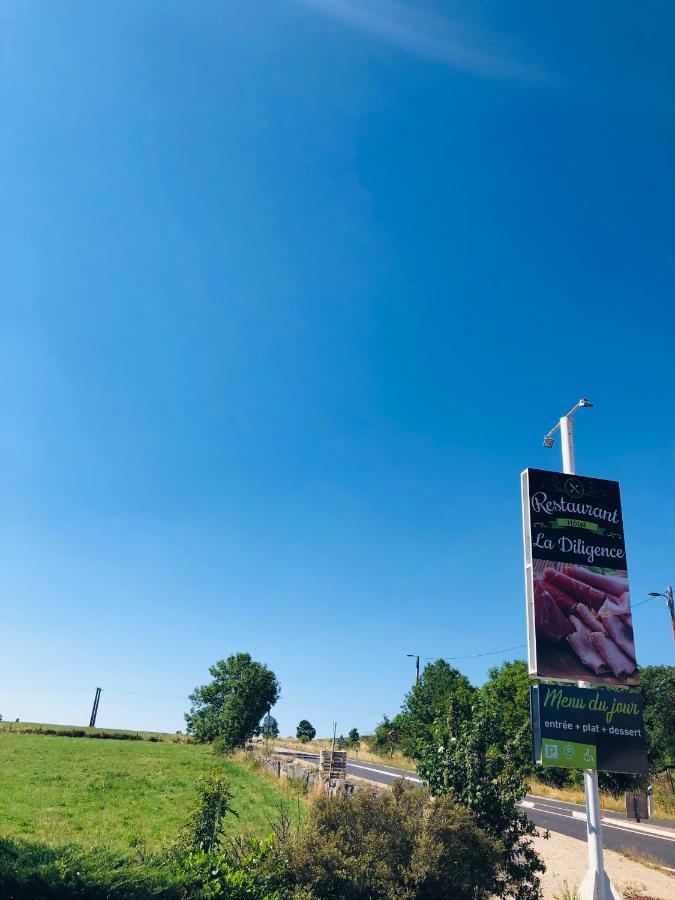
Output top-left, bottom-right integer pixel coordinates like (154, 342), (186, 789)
(533, 828), (674, 900)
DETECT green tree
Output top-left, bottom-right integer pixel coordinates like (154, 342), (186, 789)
(185, 653), (280, 749)
(417, 691), (544, 900)
(296, 719), (316, 742)
(639, 665), (675, 771)
(370, 715), (395, 754)
(347, 727), (360, 748)
(396, 659), (475, 758)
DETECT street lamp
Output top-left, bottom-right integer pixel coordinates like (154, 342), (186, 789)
(648, 587), (675, 641)
(543, 399), (593, 468)
(406, 654), (420, 685)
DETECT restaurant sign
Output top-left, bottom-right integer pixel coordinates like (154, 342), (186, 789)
(521, 468), (638, 686)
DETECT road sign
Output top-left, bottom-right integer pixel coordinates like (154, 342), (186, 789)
(531, 683), (647, 774)
(389, 730), (399, 743)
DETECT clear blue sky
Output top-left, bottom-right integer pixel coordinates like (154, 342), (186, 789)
(2, 2), (673, 737)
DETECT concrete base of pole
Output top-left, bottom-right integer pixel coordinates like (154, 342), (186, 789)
(578, 868), (621, 900)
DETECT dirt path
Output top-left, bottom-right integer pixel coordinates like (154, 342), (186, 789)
(533, 829), (674, 899)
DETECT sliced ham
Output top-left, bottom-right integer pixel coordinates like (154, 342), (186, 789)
(599, 592), (631, 617)
(534, 581), (575, 643)
(541, 581), (577, 616)
(569, 614), (590, 635)
(590, 633), (636, 678)
(567, 632), (610, 674)
(543, 568), (607, 611)
(574, 603), (605, 633)
(562, 565), (628, 598)
(601, 614), (636, 662)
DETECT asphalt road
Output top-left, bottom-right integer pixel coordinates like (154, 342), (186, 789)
(274, 748), (675, 869)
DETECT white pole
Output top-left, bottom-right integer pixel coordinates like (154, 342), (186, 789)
(560, 416), (619, 900)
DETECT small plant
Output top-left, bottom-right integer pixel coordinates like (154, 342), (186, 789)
(179, 764), (237, 853)
(554, 882), (580, 900)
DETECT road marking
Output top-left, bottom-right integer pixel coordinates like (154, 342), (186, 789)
(521, 802), (675, 844)
(346, 762), (423, 783)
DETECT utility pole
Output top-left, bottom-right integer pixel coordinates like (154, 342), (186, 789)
(406, 654), (420, 684)
(544, 399), (619, 900)
(648, 586), (675, 641)
(89, 687), (101, 728)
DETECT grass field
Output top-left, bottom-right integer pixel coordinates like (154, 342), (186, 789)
(0, 721), (189, 742)
(0, 731), (305, 853)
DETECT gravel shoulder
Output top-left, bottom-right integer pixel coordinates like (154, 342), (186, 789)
(533, 828), (674, 899)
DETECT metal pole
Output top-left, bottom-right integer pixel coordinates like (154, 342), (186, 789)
(667, 586), (674, 642)
(560, 416), (618, 900)
(415, 655), (420, 684)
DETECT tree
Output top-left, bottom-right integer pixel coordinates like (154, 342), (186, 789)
(185, 653), (280, 749)
(639, 665), (675, 771)
(347, 727), (360, 747)
(296, 719), (316, 742)
(395, 660), (475, 758)
(370, 715), (395, 754)
(417, 691), (544, 900)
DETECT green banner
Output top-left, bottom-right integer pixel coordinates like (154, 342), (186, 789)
(548, 518), (605, 534)
(541, 739), (596, 769)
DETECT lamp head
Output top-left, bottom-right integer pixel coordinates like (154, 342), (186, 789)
(648, 592), (663, 597)
(579, 398), (593, 408)
(543, 436), (555, 449)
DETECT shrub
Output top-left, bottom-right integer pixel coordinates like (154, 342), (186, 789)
(179, 764), (236, 854)
(280, 784), (499, 899)
(181, 835), (282, 899)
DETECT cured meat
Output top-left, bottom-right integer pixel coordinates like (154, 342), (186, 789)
(543, 568), (607, 611)
(562, 565), (628, 598)
(534, 581), (574, 643)
(574, 603), (605, 633)
(541, 581), (577, 616)
(569, 614), (590, 635)
(590, 633), (636, 678)
(601, 614), (636, 661)
(567, 632), (609, 674)
(599, 593), (631, 617)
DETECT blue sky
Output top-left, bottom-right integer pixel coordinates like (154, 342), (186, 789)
(1, 1), (673, 737)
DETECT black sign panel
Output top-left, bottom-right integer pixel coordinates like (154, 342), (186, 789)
(521, 468), (637, 686)
(530, 684), (648, 774)
(523, 468), (626, 568)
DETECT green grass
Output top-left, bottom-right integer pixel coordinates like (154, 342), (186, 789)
(0, 721), (188, 742)
(0, 731), (304, 854)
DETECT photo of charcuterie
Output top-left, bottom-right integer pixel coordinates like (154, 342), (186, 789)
(532, 560), (638, 685)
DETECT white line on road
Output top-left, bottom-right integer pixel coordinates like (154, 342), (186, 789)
(347, 762), (423, 783)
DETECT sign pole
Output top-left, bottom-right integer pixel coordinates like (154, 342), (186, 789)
(559, 415), (618, 900)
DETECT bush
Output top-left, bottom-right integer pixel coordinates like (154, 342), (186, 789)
(280, 784), (499, 899)
(181, 835), (282, 899)
(179, 765), (236, 854)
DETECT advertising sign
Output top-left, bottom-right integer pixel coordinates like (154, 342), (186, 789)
(530, 684), (648, 774)
(521, 468), (638, 685)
